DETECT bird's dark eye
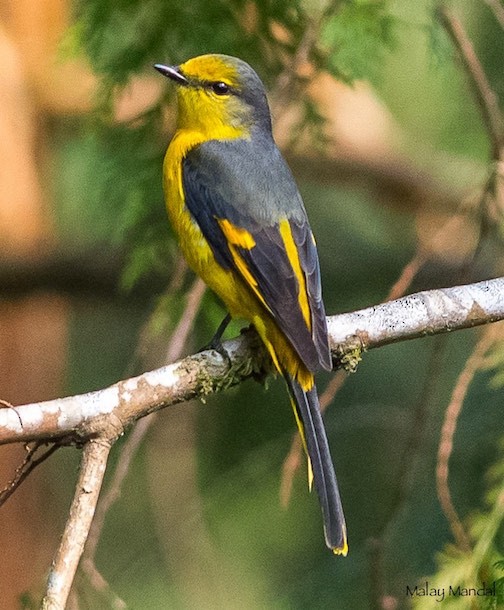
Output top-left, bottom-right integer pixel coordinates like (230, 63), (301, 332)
(211, 81), (230, 95)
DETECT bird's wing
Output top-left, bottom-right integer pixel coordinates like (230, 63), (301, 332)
(182, 138), (331, 372)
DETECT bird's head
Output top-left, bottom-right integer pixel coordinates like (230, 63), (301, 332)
(155, 54), (272, 138)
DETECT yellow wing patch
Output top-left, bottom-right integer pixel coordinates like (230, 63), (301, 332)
(217, 218), (274, 315)
(218, 218), (256, 249)
(278, 219), (311, 331)
(217, 217), (314, 387)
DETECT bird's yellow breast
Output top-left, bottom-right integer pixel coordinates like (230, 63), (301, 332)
(163, 129), (313, 389)
(163, 129), (253, 317)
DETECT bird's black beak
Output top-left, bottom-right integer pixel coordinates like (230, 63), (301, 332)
(154, 63), (189, 85)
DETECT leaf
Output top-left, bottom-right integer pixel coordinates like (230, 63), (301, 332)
(321, 0), (397, 84)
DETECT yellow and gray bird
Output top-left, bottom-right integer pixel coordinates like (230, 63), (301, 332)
(155, 54), (347, 555)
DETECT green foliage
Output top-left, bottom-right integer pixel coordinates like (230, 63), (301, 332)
(322, 0), (397, 83)
(19, 592), (38, 610)
(91, 115), (170, 276)
(412, 439), (504, 609)
(424, 3), (453, 69)
(72, 0), (284, 83)
(66, 0), (402, 292)
(54, 110), (173, 290)
(72, 0), (399, 86)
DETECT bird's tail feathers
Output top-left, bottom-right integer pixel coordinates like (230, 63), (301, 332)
(285, 374), (348, 556)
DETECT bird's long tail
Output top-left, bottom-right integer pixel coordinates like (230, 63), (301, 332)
(285, 374), (348, 555)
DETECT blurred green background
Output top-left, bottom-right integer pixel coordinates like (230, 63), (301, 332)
(1, 0), (503, 608)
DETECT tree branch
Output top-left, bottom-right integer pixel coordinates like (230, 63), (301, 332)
(327, 276), (504, 351)
(484, 0), (504, 30)
(41, 438), (115, 610)
(435, 326), (498, 553)
(438, 6), (504, 160)
(0, 442), (59, 508)
(0, 277), (503, 447)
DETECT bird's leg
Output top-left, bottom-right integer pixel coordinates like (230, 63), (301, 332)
(199, 313), (232, 359)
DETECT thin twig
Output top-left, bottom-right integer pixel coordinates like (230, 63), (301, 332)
(0, 442), (59, 507)
(269, 2), (342, 123)
(280, 435), (303, 508)
(165, 278), (206, 363)
(319, 370), (348, 412)
(133, 255), (187, 371)
(41, 438), (115, 609)
(271, 17), (320, 113)
(484, 0), (504, 29)
(386, 253), (428, 302)
(436, 325), (500, 552)
(439, 6), (504, 160)
(386, 191), (485, 302)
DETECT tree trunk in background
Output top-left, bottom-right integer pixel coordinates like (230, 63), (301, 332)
(0, 296), (69, 608)
(0, 1), (79, 602)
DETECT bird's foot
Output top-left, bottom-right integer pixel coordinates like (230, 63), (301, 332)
(199, 313), (232, 364)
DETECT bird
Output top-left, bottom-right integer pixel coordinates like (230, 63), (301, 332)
(154, 54), (347, 555)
